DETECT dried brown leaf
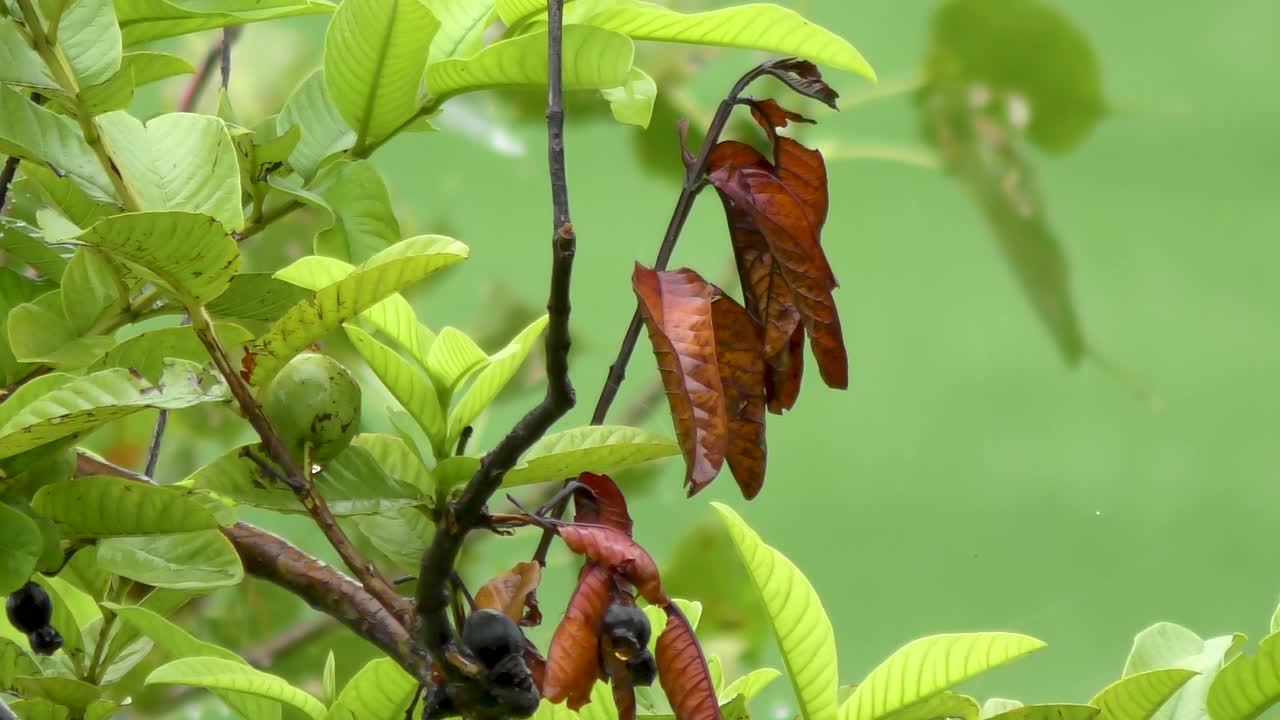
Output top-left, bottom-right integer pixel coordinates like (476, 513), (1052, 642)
(475, 562), (542, 626)
(762, 59), (840, 109)
(710, 293), (767, 499)
(655, 605), (722, 720)
(543, 563), (612, 708)
(557, 524), (666, 606)
(574, 472), (633, 536)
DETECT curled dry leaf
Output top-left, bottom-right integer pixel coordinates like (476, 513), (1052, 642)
(475, 561), (542, 626)
(544, 563), (613, 709)
(524, 639), (547, 693)
(761, 58), (841, 110)
(632, 264), (729, 492)
(557, 524), (666, 606)
(709, 293), (767, 499)
(574, 472), (633, 536)
(656, 604), (722, 720)
(765, 325), (805, 414)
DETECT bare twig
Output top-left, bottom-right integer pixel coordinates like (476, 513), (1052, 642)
(178, 26), (241, 112)
(0, 156), (20, 215)
(143, 410), (168, 477)
(416, 0), (578, 694)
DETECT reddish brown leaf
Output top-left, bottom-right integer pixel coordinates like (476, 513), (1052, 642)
(573, 472), (633, 536)
(765, 325), (805, 414)
(557, 524), (667, 605)
(655, 605), (722, 720)
(607, 653), (638, 720)
(761, 59), (840, 109)
(474, 562), (542, 626)
(709, 294), (767, 500)
(749, 99), (829, 232)
(524, 640), (547, 694)
(632, 264), (729, 491)
(544, 563), (612, 708)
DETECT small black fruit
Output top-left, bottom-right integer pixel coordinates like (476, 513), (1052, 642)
(462, 609), (525, 668)
(28, 625), (63, 656)
(625, 650), (657, 686)
(601, 603), (650, 657)
(6, 581), (53, 634)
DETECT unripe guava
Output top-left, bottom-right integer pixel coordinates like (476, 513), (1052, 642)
(263, 352), (360, 462)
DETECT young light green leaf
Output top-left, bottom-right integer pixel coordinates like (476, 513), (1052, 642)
(147, 656), (325, 720)
(843, 632), (1047, 720)
(76, 51), (195, 115)
(1124, 623), (1245, 720)
(0, 19), (58, 89)
(601, 67), (656, 128)
(351, 433), (433, 497)
(324, 657), (418, 720)
(1090, 669), (1196, 720)
(346, 326), (447, 455)
(711, 503), (838, 720)
(424, 327), (488, 398)
(91, 322), (252, 381)
(59, 0), (124, 86)
(322, 651), (338, 706)
(501, 425), (680, 488)
(0, 360), (227, 459)
(721, 667), (782, 704)
(32, 476), (221, 538)
(448, 314), (548, 443)
(8, 290), (115, 367)
(324, 0), (438, 149)
(985, 703), (1025, 720)
(60, 248), (125, 335)
(1272, 603), (1280, 634)
(309, 159), (401, 263)
(275, 254), (433, 362)
(882, 692), (981, 720)
(10, 677), (101, 713)
(429, 0), (497, 62)
(1205, 632), (1280, 720)
(96, 112), (244, 230)
(426, 25), (633, 98)
(586, 1), (874, 78)
(97, 530), (243, 589)
(277, 70), (356, 180)
(115, 0), (336, 45)
(76, 211), (239, 307)
(0, 86), (115, 199)
(245, 235), (467, 387)
(495, 0), (545, 26)
(986, 706), (1098, 720)
(187, 443), (424, 516)
(0, 503), (41, 594)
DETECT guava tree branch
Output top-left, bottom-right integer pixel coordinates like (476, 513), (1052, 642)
(417, 0), (577, 685)
(74, 452), (431, 681)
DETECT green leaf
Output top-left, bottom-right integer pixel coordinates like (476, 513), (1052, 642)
(91, 322), (253, 381)
(59, 0), (124, 86)
(115, 0), (336, 45)
(1090, 669), (1197, 720)
(18, 163), (119, 229)
(96, 112), (244, 230)
(96, 530), (243, 589)
(495, 0), (548, 26)
(11, 677), (101, 713)
(275, 254), (433, 362)
(245, 235), (467, 387)
(351, 507), (432, 572)
(448, 313), (547, 442)
(722, 667), (782, 703)
(925, 0), (1104, 152)
(0, 267), (54, 383)
(322, 651), (337, 706)
(60, 248), (125, 335)
(0, 19), (58, 89)
(324, 657), (418, 720)
(30, 574), (98, 668)
(0, 503), (41, 593)
(0, 219), (69, 280)
(108, 604), (281, 720)
(76, 51), (195, 115)
(601, 67), (656, 128)
(309, 159), (401, 263)
(147, 656), (325, 720)
(586, 1), (874, 78)
(502, 425), (680, 488)
(324, 0), (438, 149)
(32, 476), (222, 538)
(7, 699), (70, 720)
(0, 85), (115, 199)
(277, 70), (356, 180)
(188, 443), (424, 516)
(985, 706), (1099, 720)
(423, 327), (487, 399)
(1123, 623), (1246, 720)
(207, 273), (313, 324)
(1206, 632), (1280, 720)
(429, 0), (496, 62)
(76, 211), (239, 307)
(426, 25), (633, 98)
(353, 425), (434, 498)
(712, 502), (838, 720)
(842, 632), (1046, 720)
(8, 290), (115, 367)
(0, 637), (39, 687)
(882, 692), (981, 720)
(346, 326), (446, 455)
(432, 455), (479, 491)
(1272, 604), (1279, 635)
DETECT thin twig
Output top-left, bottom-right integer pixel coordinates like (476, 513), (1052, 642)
(530, 59), (784, 565)
(0, 156), (20, 215)
(178, 26), (241, 112)
(143, 410), (167, 477)
(416, 0), (578, 696)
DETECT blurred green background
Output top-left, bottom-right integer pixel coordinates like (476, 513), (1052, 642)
(91, 0), (1280, 715)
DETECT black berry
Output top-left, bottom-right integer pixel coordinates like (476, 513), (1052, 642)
(601, 603), (650, 657)
(6, 581), (53, 634)
(28, 625), (63, 656)
(462, 609), (525, 669)
(625, 650), (657, 687)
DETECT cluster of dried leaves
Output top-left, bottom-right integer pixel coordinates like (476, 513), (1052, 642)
(634, 63), (848, 501)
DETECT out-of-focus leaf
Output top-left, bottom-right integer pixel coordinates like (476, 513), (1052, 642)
(426, 26), (633, 98)
(1205, 632), (1280, 720)
(883, 692), (981, 720)
(985, 707), (1098, 720)
(115, 0), (336, 45)
(96, 530), (243, 589)
(983, 700), (1026, 718)
(277, 70), (356, 180)
(1089, 669), (1196, 720)
(662, 521), (766, 655)
(1123, 623), (1245, 720)
(32, 476), (221, 538)
(147, 656), (324, 719)
(633, 265), (727, 493)
(10, 677), (101, 713)
(585, 1), (874, 78)
(324, 657), (418, 720)
(544, 563), (612, 708)
(602, 68), (657, 128)
(243, 235), (468, 387)
(0, 637), (39, 686)
(7, 699), (70, 720)
(448, 314), (548, 445)
(501, 426), (680, 489)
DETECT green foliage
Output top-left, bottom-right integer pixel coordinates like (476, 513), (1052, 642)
(0, 504), (41, 593)
(1205, 632), (1280, 720)
(31, 476), (223, 538)
(425, 26), (634, 98)
(1123, 623), (1245, 720)
(324, 657), (417, 720)
(146, 656), (325, 719)
(1089, 670), (1197, 720)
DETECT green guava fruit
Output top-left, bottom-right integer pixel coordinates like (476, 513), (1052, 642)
(263, 352), (361, 462)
